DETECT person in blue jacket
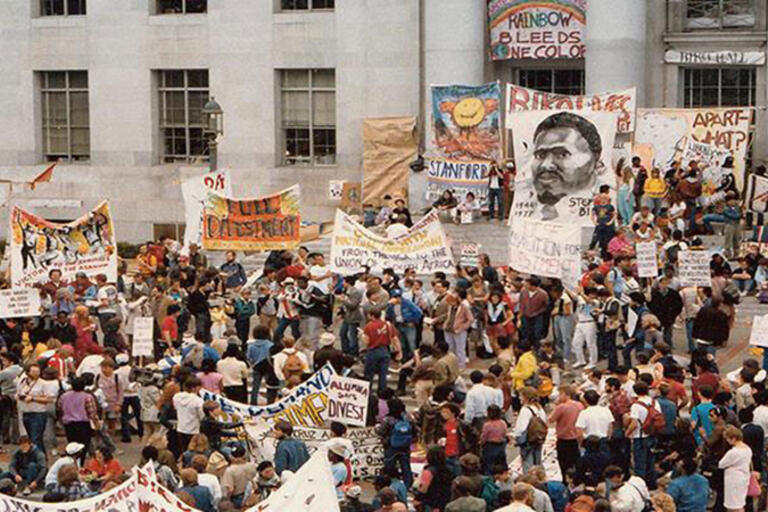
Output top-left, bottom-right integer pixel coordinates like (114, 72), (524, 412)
(385, 288), (423, 363)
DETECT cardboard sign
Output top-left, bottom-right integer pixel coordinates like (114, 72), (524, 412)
(132, 317), (154, 357)
(326, 375), (370, 427)
(460, 211), (474, 224)
(508, 219), (582, 289)
(749, 315), (768, 348)
(460, 243), (481, 268)
(0, 288), (41, 318)
(328, 180), (344, 200)
(678, 251), (712, 287)
(636, 241), (659, 278)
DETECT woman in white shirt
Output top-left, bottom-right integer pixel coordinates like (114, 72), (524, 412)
(513, 387), (547, 472)
(719, 426), (753, 512)
(16, 363), (58, 454)
(216, 345), (249, 403)
(454, 192), (480, 223)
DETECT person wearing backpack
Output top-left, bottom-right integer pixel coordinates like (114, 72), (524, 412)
(376, 398), (414, 490)
(624, 381), (663, 490)
(513, 387), (548, 472)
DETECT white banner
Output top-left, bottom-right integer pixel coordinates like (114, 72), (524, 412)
(0, 473), (136, 512)
(246, 449), (340, 512)
(678, 251), (712, 287)
(635, 241), (659, 278)
(506, 84), (637, 134)
(247, 423), (384, 479)
(749, 315), (768, 348)
(326, 375), (369, 427)
(329, 209), (455, 276)
(200, 364), (335, 427)
(0, 288), (41, 318)
(508, 219), (581, 288)
(425, 158), (491, 207)
(132, 317), (154, 357)
(664, 49), (766, 66)
(508, 110), (617, 225)
(181, 169), (232, 249)
(460, 243), (481, 268)
(746, 174), (768, 214)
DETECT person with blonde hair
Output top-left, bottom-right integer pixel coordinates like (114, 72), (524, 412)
(651, 493), (677, 512)
(718, 426), (753, 512)
(495, 482), (535, 512)
(49, 463), (93, 501)
(181, 433), (211, 468)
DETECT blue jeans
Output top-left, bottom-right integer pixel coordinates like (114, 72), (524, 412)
(0, 461), (44, 488)
(365, 347), (390, 393)
(384, 446), (413, 490)
(553, 315), (574, 362)
(481, 441), (507, 475)
(702, 213), (731, 232)
(644, 197), (663, 216)
(22, 412), (47, 454)
(273, 317), (300, 344)
(590, 225), (615, 254)
(685, 318), (695, 353)
(601, 329), (619, 371)
(397, 324), (417, 362)
(120, 396), (143, 440)
(339, 321), (360, 356)
(520, 443), (542, 473)
(632, 437), (657, 489)
(521, 314), (547, 346)
(488, 188), (504, 220)
(736, 278), (755, 293)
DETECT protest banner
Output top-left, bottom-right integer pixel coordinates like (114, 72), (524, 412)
(132, 317), (154, 357)
(10, 201), (117, 288)
(746, 174), (768, 214)
(506, 84), (637, 133)
(508, 109), (617, 225)
(201, 185), (301, 251)
(749, 315), (768, 348)
(326, 375), (369, 427)
(340, 182), (362, 214)
(636, 241), (659, 278)
(181, 168), (232, 249)
(508, 219), (581, 288)
(247, 423), (384, 479)
(136, 467), (202, 512)
(635, 108), (752, 189)
(678, 251), (712, 287)
(488, 0), (586, 61)
(200, 364), (335, 427)
(425, 158), (491, 207)
(246, 449), (340, 512)
(0, 473), (136, 512)
(0, 288), (41, 318)
(460, 243), (481, 268)
(664, 50), (766, 66)
(680, 138), (735, 197)
(328, 180), (344, 200)
(362, 117), (416, 204)
(329, 209), (455, 276)
(431, 83), (501, 161)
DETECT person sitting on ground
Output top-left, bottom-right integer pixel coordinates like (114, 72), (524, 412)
(178, 468), (215, 512)
(48, 463), (94, 501)
(0, 436), (46, 496)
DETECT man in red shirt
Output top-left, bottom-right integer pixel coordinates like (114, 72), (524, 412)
(519, 276), (549, 346)
(161, 304), (181, 349)
(362, 311), (400, 392)
(439, 402), (462, 460)
(548, 385), (584, 478)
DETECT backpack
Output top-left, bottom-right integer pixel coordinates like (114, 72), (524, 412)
(479, 476), (499, 509)
(571, 493), (596, 512)
(635, 399), (665, 436)
(282, 351), (304, 376)
(389, 414), (413, 449)
(604, 297), (620, 317)
(526, 406), (548, 445)
(665, 243), (681, 264)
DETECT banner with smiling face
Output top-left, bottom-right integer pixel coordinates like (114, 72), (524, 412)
(431, 82), (502, 162)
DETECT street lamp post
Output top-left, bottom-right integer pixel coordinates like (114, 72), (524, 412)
(202, 96), (224, 172)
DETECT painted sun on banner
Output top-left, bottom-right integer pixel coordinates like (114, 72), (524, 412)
(201, 185), (301, 251)
(432, 82), (502, 162)
(10, 201), (117, 288)
(488, 0), (586, 61)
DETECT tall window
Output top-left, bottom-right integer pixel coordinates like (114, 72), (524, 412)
(41, 71), (89, 162)
(281, 69), (336, 166)
(682, 68), (756, 107)
(156, 0), (207, 14)
(281, 0), (334, 11)
(518, 69), (584, 95)
(158, 70), (209, 163)
(41, 0), (86, 15)
(685, 0), (755, 29)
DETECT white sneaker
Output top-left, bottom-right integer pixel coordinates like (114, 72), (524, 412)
(584, 364), (596, 370)
(572, 362), (586, 369)
(22, 489), (31, 496)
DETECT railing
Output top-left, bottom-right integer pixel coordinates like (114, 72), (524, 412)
(685, 0), (755, 29)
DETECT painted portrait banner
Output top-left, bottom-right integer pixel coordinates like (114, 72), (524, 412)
(0, 288), (41, 319)
(746, 174), (768, 214)
(506, 85), (637, 133)
(362, 117), (416, 204)
(431, 82), (502, 161)
(678, 251), (712, 287)
(508, 110), (617, 225)
(508, 219), (581, 288)
(199, 364), (334, 427)
(634, 108), (752, 189)
(488, 0), (586, 61)
(181, 168), (232, 249)
(247, 423), (385, 479)
(680, 139), (735, 198)
(425, 158), (491, 206)
(329, 209), (455, 276)
(10, 201), (117, 289)
(201, 185), (300, 252)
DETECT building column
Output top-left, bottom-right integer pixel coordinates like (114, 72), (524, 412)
(585, 0), (647, 104)
(413, 0), (486, 210)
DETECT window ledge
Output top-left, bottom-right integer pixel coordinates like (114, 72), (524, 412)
(31, 16), (86, 28)
(274, 11), (334, 23)
(664, 31), (767, 44)
(149, 13), (207, 26)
